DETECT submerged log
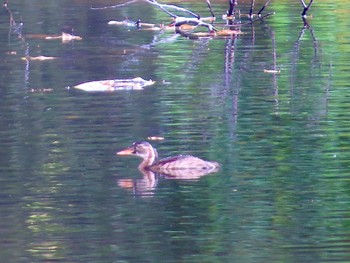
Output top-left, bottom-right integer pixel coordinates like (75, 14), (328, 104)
(74, 77), (155, 92)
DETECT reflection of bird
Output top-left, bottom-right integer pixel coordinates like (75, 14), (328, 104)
(116, 141), (220, 174)
(117, 169), (158, 197)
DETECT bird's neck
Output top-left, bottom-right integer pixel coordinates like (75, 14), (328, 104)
(139, 147), (158, 170)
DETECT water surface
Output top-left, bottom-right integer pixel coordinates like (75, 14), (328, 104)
(1, 0), (350, 262)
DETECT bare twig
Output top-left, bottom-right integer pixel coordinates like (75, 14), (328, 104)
(205, 0), (215, 19)
(146, 0), (200, 19)
(257, 0), (271, 16)
(91, 0), (139, 10)
(3, 2), (23, 40)
(92, 0), (201, 20)
(227, 0), (237, 18)
(249, 0), (255, 18)
(228, 12), (274, 27)
(299, 0), (307, 8)
(223, 9), (273, 30)
(300, 0), (314, 17)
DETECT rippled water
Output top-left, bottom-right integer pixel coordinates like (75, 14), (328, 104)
(1, 0), (350, 262)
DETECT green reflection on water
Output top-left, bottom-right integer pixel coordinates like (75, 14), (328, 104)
(1, 0), (350, 262)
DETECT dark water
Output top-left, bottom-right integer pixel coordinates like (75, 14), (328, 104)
(1, 0), (350, 262)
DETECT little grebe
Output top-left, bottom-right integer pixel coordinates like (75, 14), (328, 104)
(117, 141), (220, 173)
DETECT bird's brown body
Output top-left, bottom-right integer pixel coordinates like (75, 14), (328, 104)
(117, 141), (219, 174)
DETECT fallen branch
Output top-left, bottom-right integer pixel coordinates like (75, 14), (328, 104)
(101, 0), (275, 38)
(173, 17), (216, 32)
(73, 77), (155, 92)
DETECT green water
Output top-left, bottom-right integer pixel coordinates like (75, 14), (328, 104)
(0, 0), (350, 262)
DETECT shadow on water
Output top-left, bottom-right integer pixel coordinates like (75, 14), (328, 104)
(1, 0), (350, 262)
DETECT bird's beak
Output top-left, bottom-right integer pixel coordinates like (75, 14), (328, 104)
(116, 147), (134, 155)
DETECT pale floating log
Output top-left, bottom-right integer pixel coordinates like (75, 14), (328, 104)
(108, 20), (137, 27)
(147, 136), (165, 141)
(21, 56), (57, 61)
(74, 77), (155, 92)
(26, 32), (82, 43)
(264, 69), (281, 74)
